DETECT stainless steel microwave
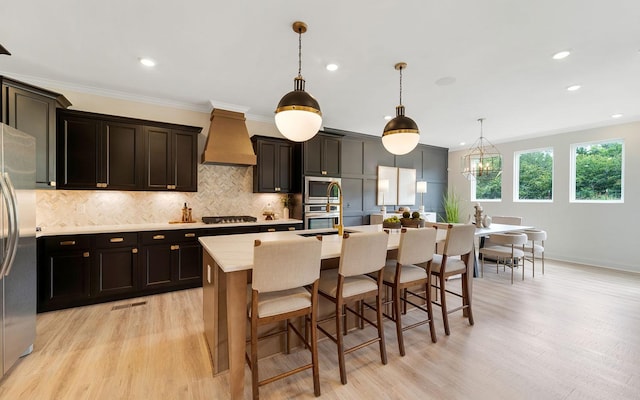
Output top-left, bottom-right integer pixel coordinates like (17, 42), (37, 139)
(304, 176), (341, 204)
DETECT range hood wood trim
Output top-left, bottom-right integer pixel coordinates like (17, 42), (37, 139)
(201, 108), (257, 166)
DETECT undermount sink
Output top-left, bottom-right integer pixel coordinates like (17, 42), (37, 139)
(296, 229), (357, 238)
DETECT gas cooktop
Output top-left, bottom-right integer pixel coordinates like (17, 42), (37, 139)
(202, 216), (257, 224)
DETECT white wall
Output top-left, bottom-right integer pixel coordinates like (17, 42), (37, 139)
(448, 121), (640, 272)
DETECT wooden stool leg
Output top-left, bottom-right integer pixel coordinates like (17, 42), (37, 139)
(251, 312), (259, 400)
(336, 298), (347, 385)
(310, 308), (320, 396)
(393, 285), (405, 356)
(376, 289), (388, 365)
(426, 281), (437, 343)
(440, 274), (450, 335)
(462, 272), (474, 326)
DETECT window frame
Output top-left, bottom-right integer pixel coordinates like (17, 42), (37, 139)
(470, 171), (502, 202)
(570, 138), (624, 203)
(513, 147), (554, 203)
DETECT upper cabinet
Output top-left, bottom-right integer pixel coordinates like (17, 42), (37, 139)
(1, 76), (71, 188)
(57, 109), (200, 192)
(303, 132), (341, 177)
(251, 135), (300, 193)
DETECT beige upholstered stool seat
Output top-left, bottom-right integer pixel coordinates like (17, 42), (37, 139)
(430, 254), (467, 274)
(248, 286), (312, 318)
(319, 269), (377, 298)
(382, 260), (427, 284)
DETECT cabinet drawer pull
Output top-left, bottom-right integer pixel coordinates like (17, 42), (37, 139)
(288, 227), (296, 231)
(170, 245), (180, 250)
(267, 228), (276, 232)
(153, 235), (165, 240)
(83, 252), (90, 258)
(321, 170), (327, 175)
(60, 240), (76, 246)
(184, 233), (196, 238)
(166, 184), (176, 190)
(132, 248), (138, 254)
(109, 237), (124, 243)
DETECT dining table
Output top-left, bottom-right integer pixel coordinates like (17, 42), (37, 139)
(199, 222), (529, 399)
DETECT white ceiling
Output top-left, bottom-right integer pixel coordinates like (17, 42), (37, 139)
(2, 0), (639, 149)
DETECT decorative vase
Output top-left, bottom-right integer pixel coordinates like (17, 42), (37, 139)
(283, 207), (289, 220)
(482, 215), (492, 228)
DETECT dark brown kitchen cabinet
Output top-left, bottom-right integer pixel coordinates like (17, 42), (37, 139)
(259, 222), (303, 232)
(57, 112), (144, 190)
(303, 132), (341, 177)
(140, 230), (202, 291)
(37, 236), (92, 312)
(1, 76), (71, 188)
(144, 127), (198, 192)
(56, 109), (199, 191)
(252, 135), (300, 193)
(93, 233), (139, 298)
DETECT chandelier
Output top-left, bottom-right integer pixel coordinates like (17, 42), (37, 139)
(462, 118), (502, 180)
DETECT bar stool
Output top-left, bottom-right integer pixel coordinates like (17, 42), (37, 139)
(479, 232), (528, 284)
(381, 227), (438, 356)
(317, 231), (389, 385)
(523, 229), (547, 276)
(429, 224), (476, 335)
(247, 237), (323, 400)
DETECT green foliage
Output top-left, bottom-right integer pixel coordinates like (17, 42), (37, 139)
(402, 211), (411, 218)
(518, 150), (553, 200)
(574, 142), (622, 200)
(411, 211), (421, 219)
(475, 172), (502, 200)
(442, 191), (461, 223)
(384, 216), (400, 223)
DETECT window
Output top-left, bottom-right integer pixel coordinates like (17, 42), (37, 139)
(570, 139), (624, 202)
(471, 156), (502, 201)
(514, 148), (553, 202)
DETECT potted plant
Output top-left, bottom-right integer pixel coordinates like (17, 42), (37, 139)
(441, 190), (461, 223)
(401, 211), (426, 228)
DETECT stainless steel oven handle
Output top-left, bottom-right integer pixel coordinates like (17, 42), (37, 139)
(304, 212), (340, 218)
(2, 173), (19, 276)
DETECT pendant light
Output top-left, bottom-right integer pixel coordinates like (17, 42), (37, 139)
(274, 21), (322, 142)
(382, 62), (420, 155)
(462, 118), (502, 180)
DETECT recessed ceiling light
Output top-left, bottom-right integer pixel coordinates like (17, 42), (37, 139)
(552, 50), (571, 60)
(566, 84), (581, 91)
(384, 115), (393, 121)
(611, 113), (623, 118)
(326, 63), (338, 71)
(459, 142), (466, 146)
(139, 58), (156, 67)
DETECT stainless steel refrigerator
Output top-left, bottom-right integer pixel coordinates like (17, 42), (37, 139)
(1, 123), (36, 378)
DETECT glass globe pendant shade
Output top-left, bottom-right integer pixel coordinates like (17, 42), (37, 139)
(275, 77), (322, 142)
(382, 105), (420, 155)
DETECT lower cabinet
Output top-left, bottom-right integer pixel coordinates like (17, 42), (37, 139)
(93, 232), (139, 298)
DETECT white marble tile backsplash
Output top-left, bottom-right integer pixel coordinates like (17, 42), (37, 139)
(36, 164), (287, 228)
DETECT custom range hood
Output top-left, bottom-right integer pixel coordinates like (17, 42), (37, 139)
(201, 107), (257, 166)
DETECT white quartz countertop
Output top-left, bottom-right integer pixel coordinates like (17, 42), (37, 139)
(37, 219), (303, 237)
(199, 225), (400, 273)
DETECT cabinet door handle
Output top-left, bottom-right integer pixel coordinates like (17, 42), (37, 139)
(83, 252), (90, 258)
(170, 245), (180, 250)
(60, 240), (76, 246)
(184, 233), (196, 238)
(153, 235), (165, 240)
(132, 248), (138, 254)
(321, 170), (327, 175)
(288, 227), (296, 231)
(267, 228), (276, 232)
(110, 237), (124, 243)
(275, 187), (280, 192)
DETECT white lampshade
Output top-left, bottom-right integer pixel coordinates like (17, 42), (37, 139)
(381, 132), (420, 155)
(275, 110), (322, 142)
(378, 179), (390, 193)
(416, 181), (427, 194)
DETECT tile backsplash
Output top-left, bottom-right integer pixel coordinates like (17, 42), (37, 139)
(36, 164), (288, 228)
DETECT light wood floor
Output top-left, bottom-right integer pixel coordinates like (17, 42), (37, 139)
(1, 259), (639, 400)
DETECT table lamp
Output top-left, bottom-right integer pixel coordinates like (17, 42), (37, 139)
(378, 179), (389, 213)
(416, 181), (427, 212)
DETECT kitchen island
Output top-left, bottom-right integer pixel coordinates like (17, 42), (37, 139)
(199, 225), (400, 400)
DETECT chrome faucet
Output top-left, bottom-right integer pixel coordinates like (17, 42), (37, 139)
(326, 181), (344, 236)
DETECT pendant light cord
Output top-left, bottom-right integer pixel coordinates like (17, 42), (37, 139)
(298, 28), (302, 78)
(399, 66), (403, 106)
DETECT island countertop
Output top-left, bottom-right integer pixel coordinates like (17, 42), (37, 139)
(199, 224), (400, 273)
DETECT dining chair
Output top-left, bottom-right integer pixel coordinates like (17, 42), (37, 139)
(479, 232), (528, 284)
(483, 216), (522, 249)
(317, 231), (389, 385)
(247, 237), (323, 400)
(429, 223), (476, 335)
(523, 229), (547, 276)
(381, 227), (438, 356)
